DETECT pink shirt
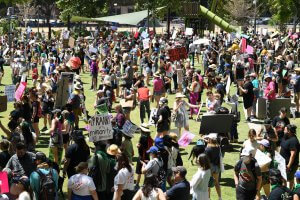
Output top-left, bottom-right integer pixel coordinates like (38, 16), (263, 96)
(264, 81), (276, 100)
(153, 78), (164, 92)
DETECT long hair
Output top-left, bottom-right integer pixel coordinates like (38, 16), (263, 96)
(142, 176), (159, 198)
(117, 153), (132, 173)
(197, 153), (211, 170)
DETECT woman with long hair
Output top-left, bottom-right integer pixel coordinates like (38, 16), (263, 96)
(68, 162), (99, 200)
(190, 153), (211, 200)
(204, 134), (222, 200)
(113, 153), (135, 200)
(242, 129), (259, 154)
(49, 109), (64, 164)
(133, 175), (166, 200)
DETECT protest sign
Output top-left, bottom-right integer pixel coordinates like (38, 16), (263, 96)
(62, 39), (69, 48)
(262, 28), (268, 36)
(178, 131), (195, 147)
(168, 47), (188, 62)
(143, 38), (150, 49)
(141, 31), (149, 39)
(225, 75), (231, 95)
(68, 37), (75, 48)
(121, 120), (138, 136)
(5, 85), (16, 102)
(177, 69), (183, 84)
(172, 30), (177, 39)
(0, 96), (7, 112)
(246, 45), (254, 54)
(54, 77), (69, 109)
(185, 28), (193, 36)
(149, 108), (158, 126)
(255, 149), (272, 168)
(241, 38), (247, 53)
(0, 171), (9, 193)
(15, 82), (27, 101)
(89, 46), (98, 53)
(88, 113), (113, 142)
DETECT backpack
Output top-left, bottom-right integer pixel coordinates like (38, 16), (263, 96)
(88, 152), (102, 188)
(36, 169), (56, 200)
(155, 159), (166, 185)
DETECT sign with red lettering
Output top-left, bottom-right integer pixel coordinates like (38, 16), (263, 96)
(168, 47), (188, 62)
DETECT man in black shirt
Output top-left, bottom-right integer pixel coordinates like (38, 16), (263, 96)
(272, 107), (290, 144)
(280, 124), (299, 189)
(0, 140), (11, 170)
(269, 169), (294, 200)
(239, 75), (254, 121)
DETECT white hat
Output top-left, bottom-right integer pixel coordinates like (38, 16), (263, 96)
(204, 133), (218, 140)
(175, 93), (185, 98)
(241, 147), (255, 156)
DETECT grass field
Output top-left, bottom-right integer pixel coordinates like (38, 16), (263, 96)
(0, 63), (299, 200)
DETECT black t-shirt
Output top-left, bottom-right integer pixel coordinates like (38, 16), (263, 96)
(268, 186), (293, 200)
(65, 143), (90, 176)
(0, 151), (11, 169)
(272, 116), (290, 141)
(280, 135), (299, 167)
(157, 106), (171, 131)
(205, 146), (221, 166)
(236, 65), (245, 80)
(166, 180), (190, 200)
(242, 82), (254, 100)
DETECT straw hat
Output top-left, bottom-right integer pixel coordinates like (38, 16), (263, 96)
(140, 123), (151, 133)
(169, 132), (178, 142)
(107, 144), (121, 156)
(175, 93), (185, 98)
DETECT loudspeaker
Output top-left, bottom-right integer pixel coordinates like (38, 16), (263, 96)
(199, 114), (234, 134)
(257, 98), (267, 119)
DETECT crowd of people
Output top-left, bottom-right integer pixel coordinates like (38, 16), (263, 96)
(0, 25), (300, 200)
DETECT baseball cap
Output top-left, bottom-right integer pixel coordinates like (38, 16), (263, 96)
(172, 166), (187, 177)
(241, 146), (255, 156)
(257, 139), (270, 148)
(295, 171), (300, 179)
(147, 146), (159, 154)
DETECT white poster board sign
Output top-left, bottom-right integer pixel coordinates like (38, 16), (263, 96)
(172, 30), (177, 39)
(141, 31), (149, 39)
(254, 149), (272, 168)
(143, 38), (150, 50)
(122, 120), (138, 135)
(185, 28), (193, 36)
(5, 85), (16, 102)
(88, 113), (113, 142)
(149, 108), (158, 126)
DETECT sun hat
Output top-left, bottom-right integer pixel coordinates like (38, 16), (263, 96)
(295, 67), (300, 72)
(241, 146), (255, 156)
(175, 93), (185, 98)
(159, 97), (168, 105)
(257, 139), (270, 148)
(140, 123), (151, 133)
(275, 55), (284, 61)
(107, 144), (121, 156)
(208, 64), (217, 69)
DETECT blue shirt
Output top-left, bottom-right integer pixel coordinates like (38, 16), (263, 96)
(166, 180), (190, 200)
(30, 168), (59, 200)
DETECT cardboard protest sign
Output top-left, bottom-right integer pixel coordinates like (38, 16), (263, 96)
(168, 47), (188, 62)
(254, 149), (271, 168)
(143, 38), (150, 49)
(68, 37), (75, 48)
(54, 77), (69, 109)
(15, 82), (27, 101)
(120, 99), (134, 108)
(62, 39), (69, 48)
(0, 171), (9, 193)
(275, 151), (287, 180)
(0, 96), (7, 112)
(88, 113), (113, 142)
(121, 120), (138, 136)
(178, 131), (195, 147)
(5, 85), (16, 102)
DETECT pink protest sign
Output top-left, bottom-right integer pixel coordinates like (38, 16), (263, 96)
(15, 82), (27, 101)
(246, 45), (254, 54)
(178, 131), (195, 147)
(0, 171), (9, 194)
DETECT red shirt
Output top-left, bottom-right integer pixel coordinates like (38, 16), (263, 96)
(138, 87), (150, 101)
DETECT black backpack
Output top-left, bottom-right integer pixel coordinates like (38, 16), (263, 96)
(88, 152), (102, 188)
(36, 169), (56, 200)
(155, 159), (166, 185)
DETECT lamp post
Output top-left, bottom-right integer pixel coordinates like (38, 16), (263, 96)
(253, 0), (257, 34)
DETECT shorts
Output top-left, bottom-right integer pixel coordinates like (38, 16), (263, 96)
(287, 165), (298, 181)
(62, 134), (70, 144)
(154, 91), (163, 96)
(211, 164), (221, 174)
(261, 171), (270, 185)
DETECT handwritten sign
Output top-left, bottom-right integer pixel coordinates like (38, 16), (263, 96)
(68, 37), (75, 48)
(168, 47), (188, 62)
(15, 82), (27, 101)
(5, 85), (16, 102)
(121, 120), (137, 136)
(143, 38), (150, 50)
(88, 113), (113, 142)
(185, 28), (193, 36)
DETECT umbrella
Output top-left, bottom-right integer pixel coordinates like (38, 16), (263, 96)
(67, 57), (81, 69)
(193, 38), (210, 45)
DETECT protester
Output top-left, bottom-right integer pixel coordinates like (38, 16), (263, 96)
(268, 169), (293, 200)
(156, 97), (171, 137)
(0, 139), (11, 170)
(49, 109), (63, 164)
(133, 176), (166, 200)
(10, 176), (33, 200)
(239, 74), (254, 121)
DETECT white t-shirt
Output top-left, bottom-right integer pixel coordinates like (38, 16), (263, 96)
(68, 174), (96, 196)
(18, 192), (31, 200)
(114, 166), (135, 191)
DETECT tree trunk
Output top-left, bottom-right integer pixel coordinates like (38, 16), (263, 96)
(67, 15), (71, 31)
(47, 17), (51, 40)
(167, 7), (171, 38)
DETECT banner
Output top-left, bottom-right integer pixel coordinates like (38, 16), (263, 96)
(5, 85), (16, 102)
(88, 113), (113, 142)
(178, 131), (195, 147)
(168, 47), (188, 62)
(15, 82), (27, 101)
(121, 120), (138, 136)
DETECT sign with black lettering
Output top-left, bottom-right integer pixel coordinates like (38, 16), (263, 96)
(88, 113), (113, 142)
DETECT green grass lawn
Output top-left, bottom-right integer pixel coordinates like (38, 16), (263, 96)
(0, 64), (299, 200)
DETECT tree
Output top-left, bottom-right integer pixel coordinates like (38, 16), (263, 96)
(16, 0), (34, 28)
(33, 0), (56, 40)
